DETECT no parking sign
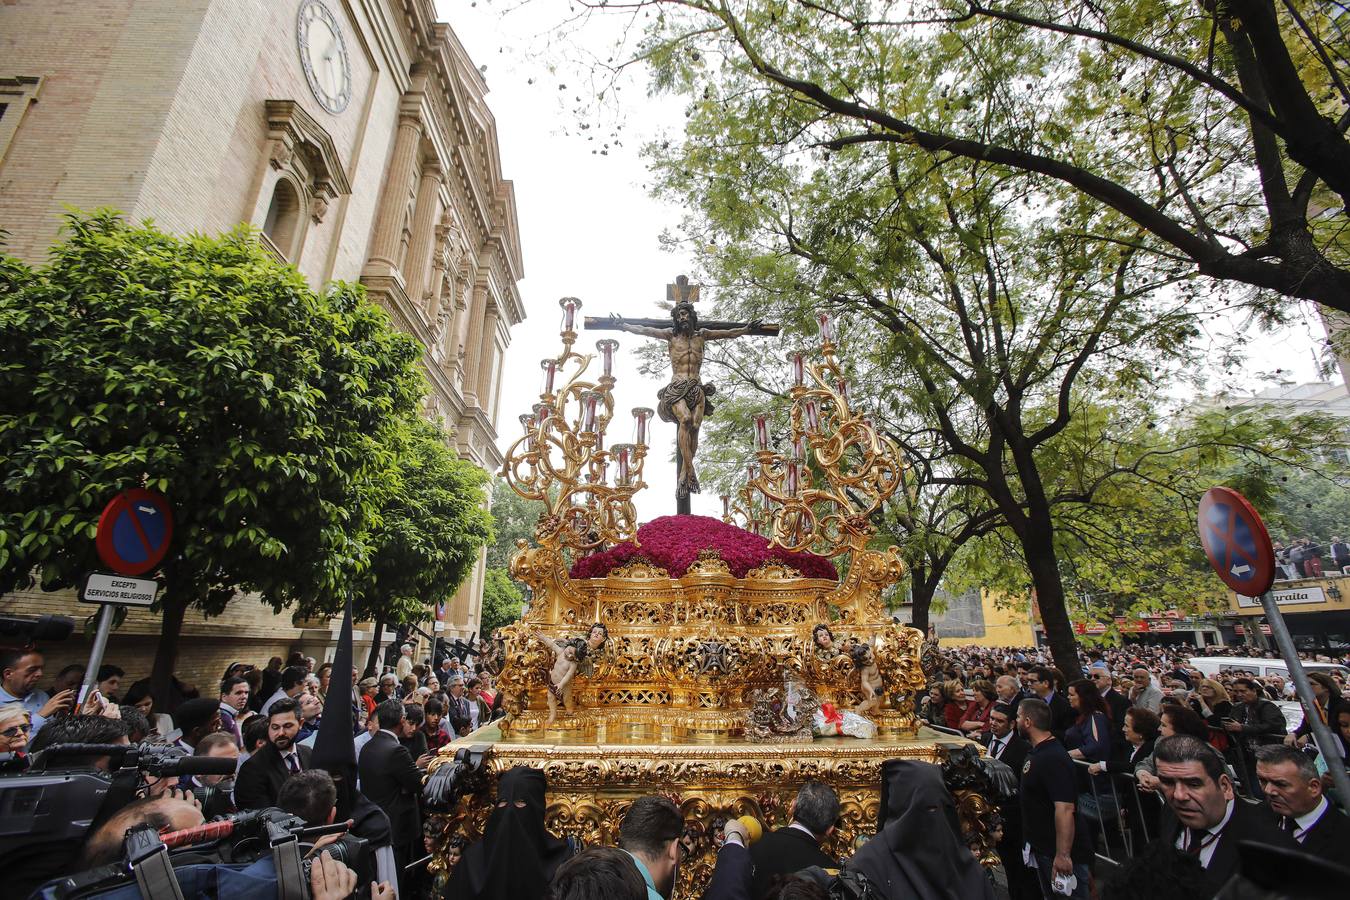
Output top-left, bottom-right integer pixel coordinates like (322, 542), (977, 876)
(1196, 486), (1275, 597)
(95, 488), (174, 576)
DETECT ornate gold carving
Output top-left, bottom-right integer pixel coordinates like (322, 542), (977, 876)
(745, 561), (803, 580)
(684, 548), (731, 575)
(608, 558), (671, 579)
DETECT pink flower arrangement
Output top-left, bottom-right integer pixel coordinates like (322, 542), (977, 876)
(569, 514), (838, 580)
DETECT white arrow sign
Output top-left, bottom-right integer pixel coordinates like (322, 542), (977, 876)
(137, 505), (157, 515)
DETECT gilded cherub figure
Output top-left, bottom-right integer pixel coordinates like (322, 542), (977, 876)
(851, 642), (882, 716)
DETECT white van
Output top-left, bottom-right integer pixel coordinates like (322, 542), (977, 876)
(1188, 656), (1349, 682)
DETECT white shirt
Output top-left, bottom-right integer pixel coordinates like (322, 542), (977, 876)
(1291, 796), (1329, 843)
(788, 822), (818, 841)
(1175, 798), (1235, 869)
(988, 734), (1010, 759)
(262, 689), (290, 715)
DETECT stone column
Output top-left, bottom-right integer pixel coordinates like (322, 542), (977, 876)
(459, 285), (489, 405)
(365, 109), (423, 274)
(403, 161), (443, 307)
(425, 219), (453, 323)
(472, 304), (500, 411)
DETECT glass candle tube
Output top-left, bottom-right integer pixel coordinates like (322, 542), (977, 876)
(579, 391), (598, 433)
(804, 399), (820, 432)
(540, 359), (558, 395)
(559, 296), (582, 333)
(754, 414), (770, 451)
(632, 407), (653, 446)
(791, 352), (805, 388)
(596, 339), (618, 378)
(614, 444), (633, 485)
(721, 494), (731, 518)
(816, 311), (834, 343)
(836, 379), (849, 406)
(533, 402), (552, 429)
(786, 460), (800, 496)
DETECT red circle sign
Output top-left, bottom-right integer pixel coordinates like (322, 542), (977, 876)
(95, 488), (174, 576)
(1196, 486), (1274, 597)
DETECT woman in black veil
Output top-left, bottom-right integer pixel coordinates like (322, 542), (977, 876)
(847, 759), (996, 900)
(446, 766), (576, 900)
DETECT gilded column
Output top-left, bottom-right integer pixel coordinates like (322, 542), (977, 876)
(403, 161), (443, 307)
(365, 108), (423, 274)
(459, 285), (488, 405)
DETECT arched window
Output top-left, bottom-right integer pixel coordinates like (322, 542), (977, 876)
(262, 178), (303, 260)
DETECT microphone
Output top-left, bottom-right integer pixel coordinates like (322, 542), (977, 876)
(0, 614), (75, 642)
(156, 755), (239, 777)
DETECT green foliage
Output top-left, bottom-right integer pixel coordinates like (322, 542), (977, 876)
(479, 566), (525, 637)
(354, 418), (492, 625)
(486, 479), (546, 572)
(0, 212), (485, 649)
(626, 0), (1350, 312)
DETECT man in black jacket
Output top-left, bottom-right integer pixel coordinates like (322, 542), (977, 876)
(983, 702), (1038, 900)
(749, 780), (839, 898)
(1154, 734), (1297, 895)
(359, 698), (423, 894)
(1089, 663), (1131, 754)
(1225, 677), (1287, 794)
(1032, 667), (1074, 739)
(1255, 744), (1350, 857)
(234, 697), (311, 810)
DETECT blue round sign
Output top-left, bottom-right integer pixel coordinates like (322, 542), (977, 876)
(96, 489), (174, 576)
(1197, 486), (1275, 597)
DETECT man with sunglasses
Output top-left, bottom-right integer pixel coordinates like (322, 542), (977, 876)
(0, 703), (31, 769)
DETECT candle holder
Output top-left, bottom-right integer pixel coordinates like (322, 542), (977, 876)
(738, 340), (904, 555)
(503, 303), (648, 553)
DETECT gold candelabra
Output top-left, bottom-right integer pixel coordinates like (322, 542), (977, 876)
(741, 312), (905, 554)
(501, 297), (652, 551)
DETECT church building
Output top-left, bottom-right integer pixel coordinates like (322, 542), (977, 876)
(0, 0), (523, 681)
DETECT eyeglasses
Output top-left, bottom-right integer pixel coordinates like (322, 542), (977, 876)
(2, 723), (31, 737)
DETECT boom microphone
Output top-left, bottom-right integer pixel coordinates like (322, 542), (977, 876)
(0, 614), (75, 642)
(161, 755), (238, 777)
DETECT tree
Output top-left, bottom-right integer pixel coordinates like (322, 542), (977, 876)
(487, 479), (547, 572)
(355, 418), (494, 675)
(598, 0), (1349, 311)
(479, 567), (526, 637)
(0, 212), (431, 704)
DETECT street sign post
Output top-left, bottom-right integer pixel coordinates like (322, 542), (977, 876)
(79, 490), (173, 705)
(1196, 486), (1350, 807)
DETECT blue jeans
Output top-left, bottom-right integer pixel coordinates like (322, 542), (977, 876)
(1032, 853), (1090, 900)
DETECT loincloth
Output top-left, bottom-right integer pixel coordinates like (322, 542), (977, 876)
(657, 378), (716, 423)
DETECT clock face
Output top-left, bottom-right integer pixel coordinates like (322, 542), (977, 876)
(297, 0), (352, 115)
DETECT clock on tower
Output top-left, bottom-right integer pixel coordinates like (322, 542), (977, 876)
(297, 0), (352, 115)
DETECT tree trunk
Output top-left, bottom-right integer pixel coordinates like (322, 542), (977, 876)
(364, 616), (384, 678)
(1020, 529), (1083, 682)
(150, 592), (189, 714)
(908, 566), (934, 633)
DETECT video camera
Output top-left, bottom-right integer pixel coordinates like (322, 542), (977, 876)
(0, 742), (237, 895)
(0, 613), (75, 642)
(32, 806), (375, 900)
(423, 744), (489, 813)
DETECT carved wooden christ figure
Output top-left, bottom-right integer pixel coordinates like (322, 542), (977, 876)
(585, 276), (778, 514)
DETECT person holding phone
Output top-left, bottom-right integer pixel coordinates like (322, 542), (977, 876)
(0, 647), (73, 733)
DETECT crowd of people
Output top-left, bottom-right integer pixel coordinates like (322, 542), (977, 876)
(918, 641), (1350, 898)
(1273, 537), (1350, 580)
(0, 640), (505, 898)
(3, 636), (1349, 899)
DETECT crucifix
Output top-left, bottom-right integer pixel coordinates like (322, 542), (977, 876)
(585, 275), (779, 515)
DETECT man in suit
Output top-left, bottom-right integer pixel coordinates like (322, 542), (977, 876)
(984, 702), (1038, 900)
(1089, 664), (1130, 753)
(234, 697), (311, 810)
(984, 702), (1031, 776)
(1154, 734), (1298, 894)
(1032, 667), (1074, 738)
(445, 676), (472, 736)
(1255, 744), (1350, 856)
(218, 676), (250, 748)
(995, 675), (1028, 718)
(749, 780), (839, 898)
(1225, 676), (1287, 794)
(358, 698), (423, 894)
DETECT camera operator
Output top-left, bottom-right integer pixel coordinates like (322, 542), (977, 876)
(29, 714), (130, 771)
(186, 732), (239, 818)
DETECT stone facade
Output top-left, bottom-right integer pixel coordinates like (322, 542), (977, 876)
(0, 0), (522, 670)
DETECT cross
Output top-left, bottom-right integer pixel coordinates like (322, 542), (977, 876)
(584, 276), (779, 514)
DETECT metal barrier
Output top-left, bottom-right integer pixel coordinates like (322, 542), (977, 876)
(1073, 758), (1157, 866)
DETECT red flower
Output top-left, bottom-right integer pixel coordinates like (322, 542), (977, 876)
(568, 515), (837, 580)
